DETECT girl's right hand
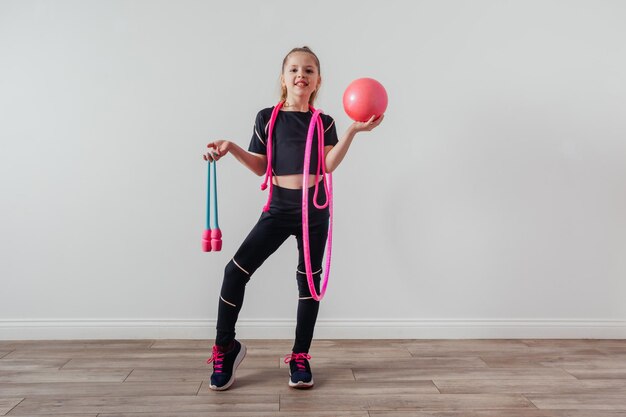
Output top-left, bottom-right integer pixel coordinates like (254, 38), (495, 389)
(204, 140), (230, 162)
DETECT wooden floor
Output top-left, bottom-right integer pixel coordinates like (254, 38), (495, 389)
(1, 339), (626, 416)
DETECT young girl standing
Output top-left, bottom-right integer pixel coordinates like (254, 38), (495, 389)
(203, 46), (384, 391)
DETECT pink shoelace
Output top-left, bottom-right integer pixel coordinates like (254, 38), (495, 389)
(284, 352), (312, 372)
(207, 345), (224, 374)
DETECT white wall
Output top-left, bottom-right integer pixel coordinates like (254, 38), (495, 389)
(1, 0), (625, 340)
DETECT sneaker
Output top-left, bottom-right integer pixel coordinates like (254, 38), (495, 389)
(284, 352), (314, 388)
(207, 340), (246, 391)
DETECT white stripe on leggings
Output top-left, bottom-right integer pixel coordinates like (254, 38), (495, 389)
(220, 296), (237, 308)
(232, 258), (250, 275)
(297, 268), (322, 275)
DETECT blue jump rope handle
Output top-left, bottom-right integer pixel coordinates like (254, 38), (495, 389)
(211, 161), (219, 229)
(206, 160), (219, 230)
(206, 161), (211, 229)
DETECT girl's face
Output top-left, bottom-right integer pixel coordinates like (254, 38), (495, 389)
(281, 52), (321, 103)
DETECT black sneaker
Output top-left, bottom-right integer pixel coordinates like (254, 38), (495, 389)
(284, 352), (314, 388)
(207, 340), (246, 391)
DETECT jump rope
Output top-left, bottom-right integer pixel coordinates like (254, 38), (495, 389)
(203, 101), (332, 301)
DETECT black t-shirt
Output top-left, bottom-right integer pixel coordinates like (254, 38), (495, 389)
(248, 107), (339, 175)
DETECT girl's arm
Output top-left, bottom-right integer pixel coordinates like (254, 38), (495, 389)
(324, 114), (384, 173)
(204, 140), (267, 176)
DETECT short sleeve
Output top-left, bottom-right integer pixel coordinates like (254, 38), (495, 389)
(322, 115), (339, 147)
(248, 110), (269, 155)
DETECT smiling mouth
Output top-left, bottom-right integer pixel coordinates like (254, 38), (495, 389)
(295, 81), (308, 87)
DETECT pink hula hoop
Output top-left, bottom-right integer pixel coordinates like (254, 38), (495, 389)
(260, 102), (333, 301)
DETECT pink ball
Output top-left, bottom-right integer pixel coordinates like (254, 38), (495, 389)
(342, 78), (388, 122)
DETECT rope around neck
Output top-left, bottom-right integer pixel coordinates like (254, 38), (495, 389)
(260, 102), (333, 301)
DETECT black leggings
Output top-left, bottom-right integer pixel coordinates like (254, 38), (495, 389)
(215, 183), (329, 353)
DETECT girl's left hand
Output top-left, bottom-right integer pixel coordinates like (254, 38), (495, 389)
(351, 114), (385, 133)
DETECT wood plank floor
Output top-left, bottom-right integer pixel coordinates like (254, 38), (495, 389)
(1, 339), (626, 416)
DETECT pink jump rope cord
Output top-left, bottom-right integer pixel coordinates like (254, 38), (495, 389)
(260, 102), (283, 210)
(261, 102), (333, 301)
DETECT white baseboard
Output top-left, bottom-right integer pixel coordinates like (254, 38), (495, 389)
(1, 318), (625, 340)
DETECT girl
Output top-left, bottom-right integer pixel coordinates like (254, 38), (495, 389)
(203, 46), (384, 391)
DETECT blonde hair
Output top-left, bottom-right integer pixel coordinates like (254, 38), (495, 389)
(280, 46), (321, 106)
